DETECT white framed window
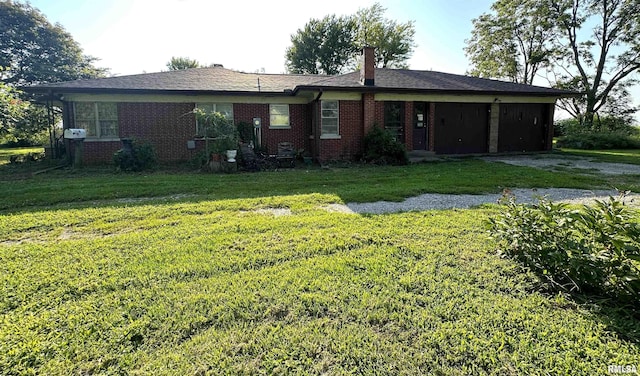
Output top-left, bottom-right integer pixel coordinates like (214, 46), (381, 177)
(195, 103), (234, 137)
(269, 104), (290, 128)
(74, 102), (118, 139)
(321, 101), (339, 138)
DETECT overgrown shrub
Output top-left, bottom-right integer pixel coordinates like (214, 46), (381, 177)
(188, 149), (209, 169)
(554, 118), (582, 137)
(113, 140), (157, 172)
(237, 121), (254, 144)
(488, 195), (640, 308)
(556, 132), (640, 149)
(554, 115), (637, 137)
(8, 152), (45, 164)
(363, 125), (407, 165)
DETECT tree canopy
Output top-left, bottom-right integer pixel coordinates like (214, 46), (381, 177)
(0, 0), (107, 145)
(0, 0), (106, 86)
(286, 15), (357, 75)
(285, 2), (415, 75)
(166, 56), (201, 71)
(465, 0), (640, 129)
(354, 3), (415, 69)
(548, 0), (640, 128)
(464, 0), (557, 85)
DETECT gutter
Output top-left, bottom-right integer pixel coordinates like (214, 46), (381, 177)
(21, 87), (300, 97)
(22, 84), (580, 99)
(293, 85), (579, 98)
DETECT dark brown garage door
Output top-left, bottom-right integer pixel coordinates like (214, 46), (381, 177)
(434, 103), (489, 154)
(498, 104), (548, 152)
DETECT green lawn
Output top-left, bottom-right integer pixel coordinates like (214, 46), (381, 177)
(2, 158), (636, 212)
(560, 148), (640, 165)
(1, 152), (639, 374)
(1, 194), (638, 374)
(0, 146), (44, 165)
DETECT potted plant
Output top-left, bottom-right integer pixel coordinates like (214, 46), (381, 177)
(194, 109), (238, 167)
(220, 137), (238, 162)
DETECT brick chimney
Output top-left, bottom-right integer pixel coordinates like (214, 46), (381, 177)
(360, 47), (375, 86)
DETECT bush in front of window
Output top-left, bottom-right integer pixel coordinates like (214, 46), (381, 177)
(237, 121), (254, 144)
(113, 139), (157, 172)
(363, 124), (407, 165)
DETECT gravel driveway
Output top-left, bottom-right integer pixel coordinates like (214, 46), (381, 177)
(482, 154), (640, 175)
(340, 188), (639, 214)
(337, 154), (640, 214)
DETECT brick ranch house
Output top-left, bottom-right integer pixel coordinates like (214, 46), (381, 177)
(27, 48), (573, 164)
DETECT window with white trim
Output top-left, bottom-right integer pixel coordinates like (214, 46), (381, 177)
(195, 103), (234, 137)
(321, 101), (339, 137)
(74, 102), (118, 138)
(269, 104), (290, 128)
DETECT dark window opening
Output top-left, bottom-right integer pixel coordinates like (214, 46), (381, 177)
(384, 102), (405, 143)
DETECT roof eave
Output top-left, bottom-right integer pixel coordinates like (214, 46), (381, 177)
(22, 87), (297, 97)
(24, 84), (580, 99)
(294, 85), (577, 97)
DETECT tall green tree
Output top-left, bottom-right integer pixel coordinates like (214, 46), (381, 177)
(285, 3), (415, 74)
(548, 0), (640, 129)
(0, 0), (106, 145)
(0, 0), (106, 86)
(166, 56), (201, 71)
(465, 0), (640, 129)
(285, 15), (357, 75)
(465, 0), (558, 85)
(355, 3), (415, 69)
(0, 81), (28, 136)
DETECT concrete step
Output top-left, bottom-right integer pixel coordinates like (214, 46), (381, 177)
(407, 150), (438, 163)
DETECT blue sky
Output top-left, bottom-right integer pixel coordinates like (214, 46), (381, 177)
(25, 0), (640, 118)
(28, 0), (492, 75)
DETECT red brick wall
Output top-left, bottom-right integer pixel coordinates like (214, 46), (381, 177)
(81, 141), (121, 164)
(318, 100), (363, 161)
(363, 93), (376, 135)
(374, 101), (385, 126)
(233, 103), (308, 155)
(77, 102), (312, 163)
(404, 101), (413, 146)
(73, 98), (427, 164)
(75, 102), (197, 164)
(119, 102), (197, 162)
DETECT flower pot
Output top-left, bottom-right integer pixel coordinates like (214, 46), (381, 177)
(226, 149), (237, 163)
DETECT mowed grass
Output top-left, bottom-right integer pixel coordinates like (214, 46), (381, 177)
(0, 146), (44, 165)
(0, 158), (628, 212)
(560, 148), (640, 165)
(1, 194), (638, 375)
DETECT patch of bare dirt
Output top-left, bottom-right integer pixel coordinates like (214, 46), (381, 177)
(253, 208), (292, 216)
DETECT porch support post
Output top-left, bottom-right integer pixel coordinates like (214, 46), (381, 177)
(489, 102), (500, 153)
(429, 103), (435, 151)
(546, 102), (555, 151)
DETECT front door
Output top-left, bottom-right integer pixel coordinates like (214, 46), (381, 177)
(412, 102), (428, 150)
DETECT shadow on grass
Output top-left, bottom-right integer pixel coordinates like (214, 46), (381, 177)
(589, 300), (640, 344)
(0, 157), (624, 216)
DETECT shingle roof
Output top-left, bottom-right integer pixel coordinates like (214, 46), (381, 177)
(29, 67), (324, 93)
(26, 66), (572, 97)
(299, 69), (570, 95)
